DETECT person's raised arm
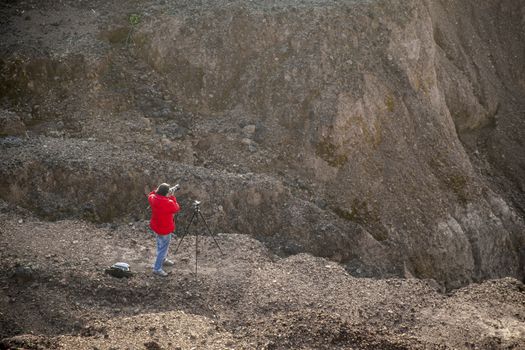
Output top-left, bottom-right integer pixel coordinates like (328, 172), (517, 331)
(168, 195), (180, 214)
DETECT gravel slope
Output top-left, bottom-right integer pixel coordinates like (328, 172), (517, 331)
(1, 208), (524, 349)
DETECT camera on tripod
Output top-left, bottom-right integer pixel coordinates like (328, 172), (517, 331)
(173, 199), (224, 275)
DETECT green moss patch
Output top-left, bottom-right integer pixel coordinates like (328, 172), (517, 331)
(445, 174), (469, 204)
(315, 140), (348, 168)
(385, 95), (395, 112)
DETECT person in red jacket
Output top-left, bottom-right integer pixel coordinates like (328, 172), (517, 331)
(148, 183), (181, 277)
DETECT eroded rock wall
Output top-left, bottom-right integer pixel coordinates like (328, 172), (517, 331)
(0, 0), (523, 288)
(131, 0), (525, 287)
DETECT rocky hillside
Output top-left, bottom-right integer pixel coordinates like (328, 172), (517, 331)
(1, 0), (524, 289)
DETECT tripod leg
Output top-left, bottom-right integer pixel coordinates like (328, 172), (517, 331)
(173, 211), (197, 255)
(195, 220), (198, 275)
(198, 211), (224, 255)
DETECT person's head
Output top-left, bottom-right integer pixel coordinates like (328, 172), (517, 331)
(156, 183), (170, 196)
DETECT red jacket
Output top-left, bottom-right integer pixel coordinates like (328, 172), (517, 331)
(148, 191), (181, 235)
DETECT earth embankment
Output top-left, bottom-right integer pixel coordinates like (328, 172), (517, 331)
(1, 0), (524, 287)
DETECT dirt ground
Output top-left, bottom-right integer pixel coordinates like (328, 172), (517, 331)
(1, 204), (524, 349)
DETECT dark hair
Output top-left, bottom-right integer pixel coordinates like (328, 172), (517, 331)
(156, 183), (170, 196)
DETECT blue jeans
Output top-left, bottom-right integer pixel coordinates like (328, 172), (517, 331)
(153, 233), (172, 272)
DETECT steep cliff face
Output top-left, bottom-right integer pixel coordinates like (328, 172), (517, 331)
(132, 0), (525, 287)
(428, 0), (525, 213)
(0, 0), (523, 288)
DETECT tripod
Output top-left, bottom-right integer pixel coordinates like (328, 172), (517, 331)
(173, 201), (224, 274)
